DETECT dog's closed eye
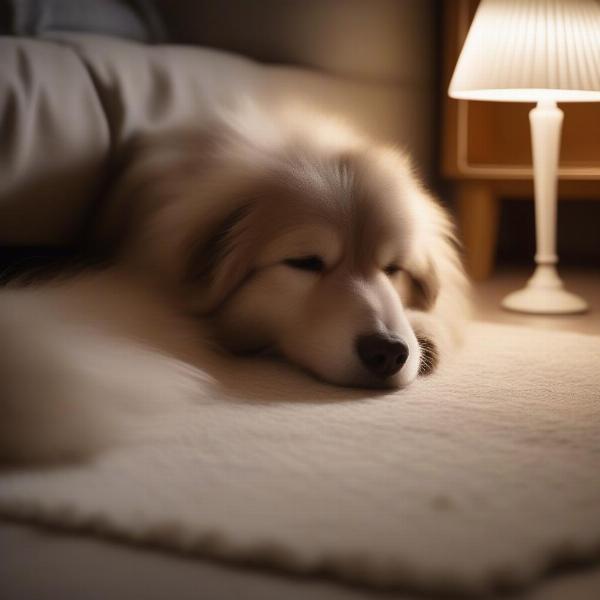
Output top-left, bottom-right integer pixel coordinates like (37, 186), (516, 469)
(383, 264), (402, 276)
(283, 256), (325, 273)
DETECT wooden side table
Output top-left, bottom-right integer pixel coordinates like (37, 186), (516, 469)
(441, 0), (600, 280)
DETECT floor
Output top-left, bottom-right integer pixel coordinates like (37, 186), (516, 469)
(2, 267), (600, 600)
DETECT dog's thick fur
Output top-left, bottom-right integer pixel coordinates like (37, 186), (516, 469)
(0, 107), (469, 463)
(99, 107), (469, 385)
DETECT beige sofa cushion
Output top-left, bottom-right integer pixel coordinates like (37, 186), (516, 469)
(0, 37), (110, 244)
(48, 34), (264, 146)
(0, 35), (264, 245)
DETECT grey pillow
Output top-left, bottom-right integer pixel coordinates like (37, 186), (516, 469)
(0, 0), (167, 43)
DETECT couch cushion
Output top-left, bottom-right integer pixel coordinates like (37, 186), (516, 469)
(57, 33), (433, 163)
(48, 33), (263, 146)
(0, 35), (264, 245)
(0, 37), (110, 244)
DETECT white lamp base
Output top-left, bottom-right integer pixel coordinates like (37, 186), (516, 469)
(502, 265), (588, 315)
(501, 101), (588, 316)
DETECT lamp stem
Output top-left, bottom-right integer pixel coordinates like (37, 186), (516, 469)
(531, 99), (561, 268)
(501, 100), (587, 314)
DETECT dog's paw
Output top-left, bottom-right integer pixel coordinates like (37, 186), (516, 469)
(417, 335), (439, 376)
(407, 310), (446, 377)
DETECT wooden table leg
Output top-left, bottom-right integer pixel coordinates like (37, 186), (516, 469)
(455, 182), (499, 281)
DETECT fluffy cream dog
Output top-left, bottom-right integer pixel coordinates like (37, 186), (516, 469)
(98, 107), (469, 389)
(0, 106), (469, 462)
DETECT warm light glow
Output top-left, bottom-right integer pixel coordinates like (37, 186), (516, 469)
(449, 0), (600, 104)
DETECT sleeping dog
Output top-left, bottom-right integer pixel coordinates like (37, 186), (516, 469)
(0, 107), (469, 462)
(97, 107), (469, 389)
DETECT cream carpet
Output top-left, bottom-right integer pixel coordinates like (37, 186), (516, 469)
(1, 273), (599, 597)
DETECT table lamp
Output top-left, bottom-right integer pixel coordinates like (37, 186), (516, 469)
(448, 0), (600, 314)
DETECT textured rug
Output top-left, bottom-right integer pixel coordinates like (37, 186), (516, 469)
(0, 273), (599, 597)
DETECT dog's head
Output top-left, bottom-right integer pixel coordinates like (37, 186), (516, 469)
(112, 112), (465, 388)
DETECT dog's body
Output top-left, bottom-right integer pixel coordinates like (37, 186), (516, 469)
(0, 107), (469, 462)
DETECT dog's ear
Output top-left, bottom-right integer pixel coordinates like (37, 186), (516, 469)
(184, 204), (255, 314)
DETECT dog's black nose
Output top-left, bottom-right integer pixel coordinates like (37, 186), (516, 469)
(356, 333), (409, 379)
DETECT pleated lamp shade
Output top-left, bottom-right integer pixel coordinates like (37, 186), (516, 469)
(449, 0), (600, 102)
